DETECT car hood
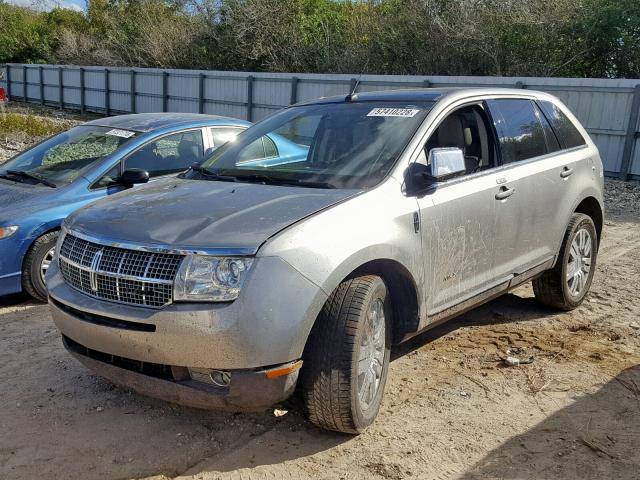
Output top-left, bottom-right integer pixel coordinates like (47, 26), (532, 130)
(66, 177), (360, 254)
(0, 180), (59, 221)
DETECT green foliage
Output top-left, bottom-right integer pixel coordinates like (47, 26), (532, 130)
(0, 112), (68, 137)
(1, 0), (639, 78)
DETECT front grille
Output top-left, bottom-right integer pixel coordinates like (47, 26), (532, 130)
(58, 233), (183, 308)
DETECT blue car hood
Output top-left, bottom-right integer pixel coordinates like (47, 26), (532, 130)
(0, 181), (60, 221)
(66, 177), (359, 253)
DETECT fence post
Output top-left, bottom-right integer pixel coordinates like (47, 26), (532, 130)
(79, 67), (85, 114)
(619, 84), (640, 181)
(6, 66), (11, 100)
(104, 68), (110, 115)
(198, 73), (205, 114)
(290, 77), (299, 105)
(130, 69), (136, 113)
(246, 75), (254, 121)
(162, 71), (169, 112)
(58, 66), (64, 108)
(515, 80), (526, 89)
(22, 65), (27, 102)
(423, 79), (431, 88)
(39, 66), (44, 105)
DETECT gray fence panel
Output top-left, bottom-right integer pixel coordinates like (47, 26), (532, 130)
(1, 63), (639, 179)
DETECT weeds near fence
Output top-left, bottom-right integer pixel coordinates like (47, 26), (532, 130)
(0, 112), (68, 138)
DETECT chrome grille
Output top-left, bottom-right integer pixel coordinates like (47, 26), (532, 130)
(58, 233), (183, 308)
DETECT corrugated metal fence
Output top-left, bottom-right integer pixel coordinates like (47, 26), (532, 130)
(1, 63), (639, 180)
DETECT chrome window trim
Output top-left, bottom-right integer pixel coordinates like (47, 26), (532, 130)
(61, 226), (255, 257)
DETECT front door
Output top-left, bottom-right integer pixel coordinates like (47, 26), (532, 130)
(415, 103), (504, 314)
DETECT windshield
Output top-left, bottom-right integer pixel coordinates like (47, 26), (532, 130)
(0, 125), (139, 186)
(192, 101), (433, 189)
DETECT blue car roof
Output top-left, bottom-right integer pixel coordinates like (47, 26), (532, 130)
(83, 113), (250, 133)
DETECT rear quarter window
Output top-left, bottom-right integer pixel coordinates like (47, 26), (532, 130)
(537, 100), (587, 150)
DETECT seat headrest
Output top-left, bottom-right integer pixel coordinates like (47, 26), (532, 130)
(438, 116), (466, 149)
(178, 139), (200, 159)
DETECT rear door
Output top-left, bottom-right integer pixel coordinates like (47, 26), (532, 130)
(535, 99), (592, 253)
(486, 98), (567, 282)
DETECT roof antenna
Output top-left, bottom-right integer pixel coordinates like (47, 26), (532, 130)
(346, 58), (370, 102)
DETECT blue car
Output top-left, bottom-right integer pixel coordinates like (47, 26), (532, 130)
(0, 113), (255, 302)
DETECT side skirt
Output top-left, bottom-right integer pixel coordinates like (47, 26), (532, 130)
(400, 258), (554, 343)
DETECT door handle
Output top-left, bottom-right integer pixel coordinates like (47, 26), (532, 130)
(560, 167), (574, 178)
(495, 186), (515, 200)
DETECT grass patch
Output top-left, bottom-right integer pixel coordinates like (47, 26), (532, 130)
(0, 112), (69, 137)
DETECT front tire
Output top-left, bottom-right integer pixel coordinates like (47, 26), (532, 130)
(22, 231), (59, 303)
(533, 213), (598, 311)
(302, 275), (392, 434)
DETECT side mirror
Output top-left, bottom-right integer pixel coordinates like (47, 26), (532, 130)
(429, 148), (467, 180)
(204, 147), (215, 157)
(120, 168), (149, 187)
(405, 148), (466, 196)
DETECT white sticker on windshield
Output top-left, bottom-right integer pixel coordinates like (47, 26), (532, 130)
(367, 108), (420, 118)
(105, 128), (135, 138)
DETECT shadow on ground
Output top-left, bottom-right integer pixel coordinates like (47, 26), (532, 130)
(461, 364), (640, 479)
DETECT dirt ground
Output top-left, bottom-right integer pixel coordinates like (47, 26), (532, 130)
(1, 105), (640, 480)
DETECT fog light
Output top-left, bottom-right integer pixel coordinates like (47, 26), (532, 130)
(189, 368), (231, 387)
(210, 370), (231, 387)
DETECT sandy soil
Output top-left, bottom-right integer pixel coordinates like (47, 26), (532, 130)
(1, 106), (639, 479)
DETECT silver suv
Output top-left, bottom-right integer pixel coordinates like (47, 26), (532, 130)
(47, 88), (604, 434)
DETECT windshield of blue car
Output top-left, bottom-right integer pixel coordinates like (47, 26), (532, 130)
(0, 125), (139, 186)
(193, 101), (434, 189)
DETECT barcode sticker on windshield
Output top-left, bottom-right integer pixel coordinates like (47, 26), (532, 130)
(105, 128), (135, 138)
(367, 108), (420, 118)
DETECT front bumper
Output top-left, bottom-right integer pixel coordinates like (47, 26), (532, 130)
(62, 334), (301, 411)
(0, 232), (28, 296)
(0, 271), (22, 296)
(48, 256), (327, 369)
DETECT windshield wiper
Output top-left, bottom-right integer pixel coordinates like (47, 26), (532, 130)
(6, 170), (57, 188)
(190, 165), (238, 183)
(218, 172), (335, 189)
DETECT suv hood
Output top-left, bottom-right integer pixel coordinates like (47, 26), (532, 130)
(66, 177), (359, 254)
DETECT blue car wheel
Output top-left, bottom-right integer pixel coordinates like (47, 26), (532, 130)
(22, 231), (59, 303)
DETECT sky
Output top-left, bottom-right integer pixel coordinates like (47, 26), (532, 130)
(5, 0), (85, 12)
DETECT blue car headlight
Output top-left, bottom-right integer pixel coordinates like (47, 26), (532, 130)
(0, 226), (19, 239)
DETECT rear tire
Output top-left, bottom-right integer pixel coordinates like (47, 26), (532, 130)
(533, 213), (597, 311)
(22, 231), (59, 303)
(302, 275), (391, 434)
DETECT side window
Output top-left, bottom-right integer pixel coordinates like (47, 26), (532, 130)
(487, 99), (548, 164)
(93, 164), (121, 189)
(238, 138), (267, 163)
(125, 130), (204, 177)
(210, 127), (243, 148)
(533, 102), (561, 153)
(420, 104), (497, 175)
(263, 136), (278, 157)
(537, 100), (587, 150)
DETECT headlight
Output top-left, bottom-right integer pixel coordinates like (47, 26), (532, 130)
(0, 226), (19, 239)
(174, 256), (254, 302)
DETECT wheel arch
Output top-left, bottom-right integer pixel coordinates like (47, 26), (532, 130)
(574, 196), (603, 246)
(304, 257), (421, 348)
(350, 259), (421, 344)
(21, 224), (61, 269)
